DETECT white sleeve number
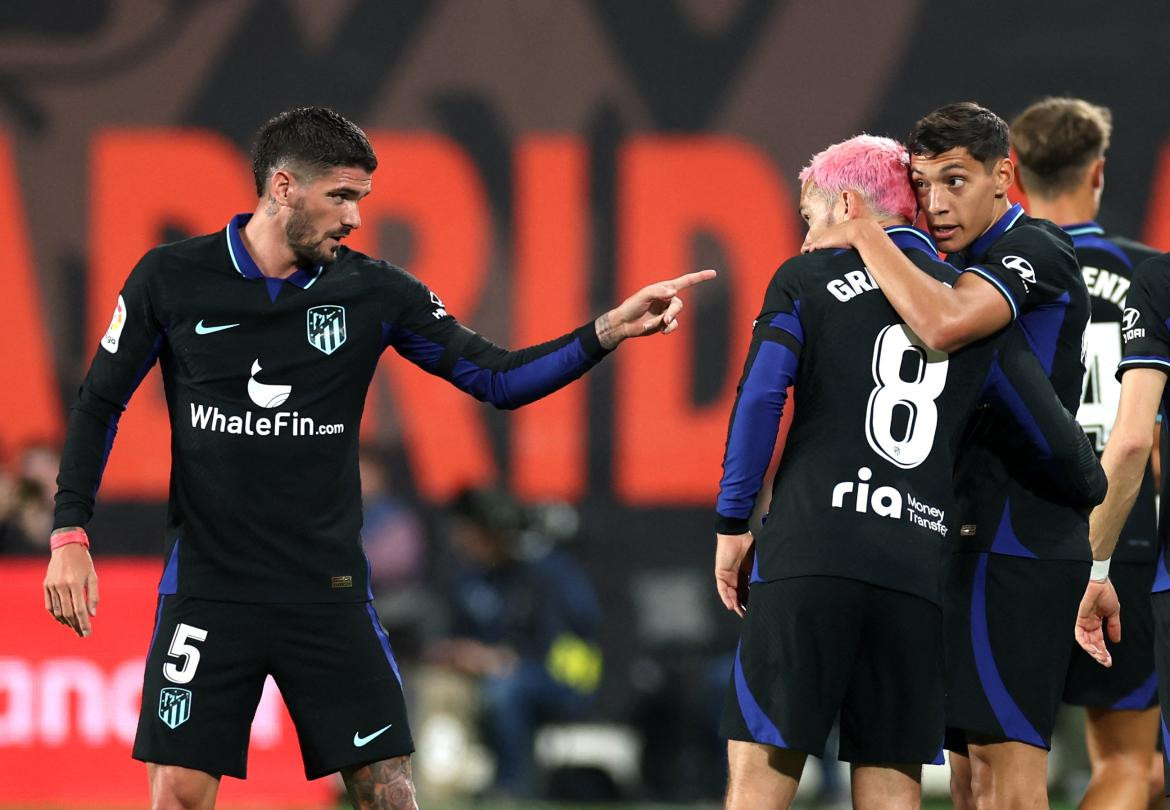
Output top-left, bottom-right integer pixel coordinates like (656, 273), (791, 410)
(163, 623), (209, 684)
(1078, 321), (1122, 452)
(865, 324), (950, 469)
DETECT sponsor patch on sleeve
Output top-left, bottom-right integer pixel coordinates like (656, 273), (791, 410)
(101, 294), (127, 354)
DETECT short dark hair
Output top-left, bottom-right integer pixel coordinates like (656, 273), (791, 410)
(1011, 97), (1112, 197)
(908, 102), (1010, 167)
(250, 106), (377, 196)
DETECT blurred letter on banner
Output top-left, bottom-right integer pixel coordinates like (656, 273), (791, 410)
(0, 132), (63, 451)
(352, 134), (496, 499)
(616, 137), (798, 502)
(89, 130), (254, 499)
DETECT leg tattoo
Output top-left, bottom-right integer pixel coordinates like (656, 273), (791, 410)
(342, 755), (418, 810)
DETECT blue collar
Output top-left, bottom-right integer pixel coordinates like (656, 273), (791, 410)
(225, 213), (324, 289)
(884, 225), (938, 256)
(965, 203), (1026, 263)
(1062, 221), (1105, 237)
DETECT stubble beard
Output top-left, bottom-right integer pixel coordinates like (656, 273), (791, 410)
(285, 203), (337, 267)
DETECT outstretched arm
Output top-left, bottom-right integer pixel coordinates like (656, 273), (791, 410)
(803, 219), (1010, 351)
(386, 270), (716, 409)
(595, 270), (716, 348)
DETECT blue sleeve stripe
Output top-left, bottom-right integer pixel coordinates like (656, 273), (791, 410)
(386, 327), (445, 371)
(964, 265), (1020, 320)
(450, 338), (590, 409)
(1120, 356), (1170, 370)
(716, 341), (798, 519)
(768, 304), (804, 344)
(387, 325), (599, 408)
(981, 359), (1052, 457)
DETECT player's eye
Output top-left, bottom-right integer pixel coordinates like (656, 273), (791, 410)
(945, 176), (966, 188)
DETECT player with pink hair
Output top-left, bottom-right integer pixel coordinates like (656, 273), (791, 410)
(798, 134), (918, 225)
(715, 132), (1104, 809)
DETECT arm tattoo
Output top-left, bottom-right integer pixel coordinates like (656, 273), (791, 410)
(595, 311), (622, 350)
(341, 755), (418, 810)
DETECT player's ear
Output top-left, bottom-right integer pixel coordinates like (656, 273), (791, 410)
(269, 168), (294, 206)
(992, 157), (1014, 200)
(841, 189), (867, 221)
(837, 189), (850, 218)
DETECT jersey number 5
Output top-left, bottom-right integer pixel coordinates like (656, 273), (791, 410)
(163, 623), (209, 685)
(865, 324), (949, 469)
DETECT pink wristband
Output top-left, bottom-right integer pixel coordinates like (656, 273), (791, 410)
(50, 528), (90, 551)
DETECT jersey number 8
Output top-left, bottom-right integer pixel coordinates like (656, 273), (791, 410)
(865, 324), (949, 469)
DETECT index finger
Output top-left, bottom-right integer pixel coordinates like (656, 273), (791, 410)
(667, 269), (717, 291)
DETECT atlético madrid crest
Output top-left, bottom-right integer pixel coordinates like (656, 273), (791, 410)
(307, 305), (347, 355)
(159, 687), (192, 729)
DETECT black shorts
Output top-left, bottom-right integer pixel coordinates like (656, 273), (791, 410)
(1064, 561), (1158, 710)
(720, 576), (945, 764)
(1151, 590), (1170, 792)
(132, 596), (414, 779)
(944, 552), (1089, 751)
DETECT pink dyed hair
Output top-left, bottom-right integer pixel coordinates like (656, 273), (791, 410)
(798, 134), (917, 222)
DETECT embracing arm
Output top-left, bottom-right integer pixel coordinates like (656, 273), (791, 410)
(980, 336), (1106, 509)
(805, 219), (1011, 352)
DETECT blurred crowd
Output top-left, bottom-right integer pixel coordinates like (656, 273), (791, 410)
(0, 441), (60, 555)
(0, 439), (1131, 804)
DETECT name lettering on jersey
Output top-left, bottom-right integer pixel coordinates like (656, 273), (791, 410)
(826, 268), (878, 302)
(830, 467), (948, 536)
(1083, 265), (1130, 307)
(1001, 255), (1035, 292)
(101, 294), (127, 354)
(1122, 307), (1145, 341)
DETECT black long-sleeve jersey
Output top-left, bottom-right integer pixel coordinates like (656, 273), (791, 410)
(1118, 254), (1170, 591)
(949, 204), (1093, 560)
(715, 226), (1104, 604)
(54, 214), (611, 603)
(1066, 222), (1160, 564)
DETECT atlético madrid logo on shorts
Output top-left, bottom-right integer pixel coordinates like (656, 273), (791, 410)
(307, 305), (347, 355)
(159, 687), (192, 729)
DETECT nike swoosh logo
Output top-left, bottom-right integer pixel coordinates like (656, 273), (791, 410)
(195, 320), (240, 335)
(353, 723), (393, 747)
